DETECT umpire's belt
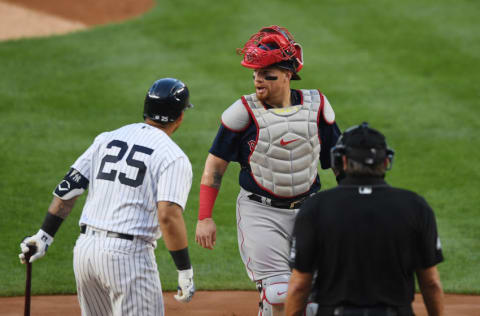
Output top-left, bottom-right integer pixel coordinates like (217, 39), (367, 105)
(317, 305), (409, 316)
(247, 194), (306, 209)
(80, 225), (134, 241)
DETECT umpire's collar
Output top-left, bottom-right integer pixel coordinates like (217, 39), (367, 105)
(340, 176), (387, 186)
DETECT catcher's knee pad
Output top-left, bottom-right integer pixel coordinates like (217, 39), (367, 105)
(257, 274), (290, 316)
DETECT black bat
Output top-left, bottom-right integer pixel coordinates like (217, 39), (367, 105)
(24, 245), (37, 316)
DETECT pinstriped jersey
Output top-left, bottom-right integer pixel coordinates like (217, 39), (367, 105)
(71, 122), (192, 244)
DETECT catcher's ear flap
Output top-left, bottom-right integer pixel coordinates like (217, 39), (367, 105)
(386, 148), (395, 170)
(330, 144), (346, 170)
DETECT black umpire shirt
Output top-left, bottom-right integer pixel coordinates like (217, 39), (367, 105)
(290, 176), (444, 309)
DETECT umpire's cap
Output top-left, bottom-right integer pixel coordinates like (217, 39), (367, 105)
(331, 122), (394, 169)
(143, 78), (193, 123)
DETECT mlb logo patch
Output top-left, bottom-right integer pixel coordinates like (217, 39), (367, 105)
(359, 186), (372, 194)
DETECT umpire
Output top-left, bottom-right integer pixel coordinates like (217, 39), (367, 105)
(285, 123), (444, 316)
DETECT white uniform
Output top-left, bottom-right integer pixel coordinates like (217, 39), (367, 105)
(71, 122), (192, 316)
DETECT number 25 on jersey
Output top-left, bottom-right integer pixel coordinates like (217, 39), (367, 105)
(96, 139), (154, 188)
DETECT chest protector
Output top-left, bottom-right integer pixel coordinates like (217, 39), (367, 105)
(242, 90), (323, 198)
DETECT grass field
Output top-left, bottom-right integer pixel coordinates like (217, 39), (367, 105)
(1, 0), (479, 296)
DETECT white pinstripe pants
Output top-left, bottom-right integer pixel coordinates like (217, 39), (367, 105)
(73, 227), (164, 316)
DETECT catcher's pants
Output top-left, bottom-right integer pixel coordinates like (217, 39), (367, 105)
(236, 188), (299, 281)
(73, 226), (164, 316)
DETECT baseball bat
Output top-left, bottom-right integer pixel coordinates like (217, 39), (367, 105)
(24, 245), (37, 316)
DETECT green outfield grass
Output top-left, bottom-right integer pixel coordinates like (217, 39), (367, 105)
(1, 0), (479, 296)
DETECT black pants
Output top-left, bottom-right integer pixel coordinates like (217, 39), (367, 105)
(317, 306), (414, 316)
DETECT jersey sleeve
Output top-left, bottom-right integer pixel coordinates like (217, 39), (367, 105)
(416, 195), (444, 268)
(318, 96), (341, 169)
(289, 199), (318, 273)
(209, 124), (243, 162)
(156, 156), (193, 211)
(71, 132), (108, 180)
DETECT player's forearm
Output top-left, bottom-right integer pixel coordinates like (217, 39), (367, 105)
(158, 202), (188, 251)
(200, 154), (229, 189)
(198, 154), (228, 220)
(48, 196), (78, 219)
(37, 196), (78, 238)
(201, 170), (223, 189)
(158, 202), (191, 270)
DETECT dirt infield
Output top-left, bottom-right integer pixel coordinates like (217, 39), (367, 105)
(2, 292), (480, 315)
(0, 0), (154, 40)
(1, 0), (480, 315)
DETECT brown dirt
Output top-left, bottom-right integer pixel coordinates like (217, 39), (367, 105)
(1, 292), (480, 315)
(0, 0), (154, 41)
(0, 0), (154, 26)
(1, 0), (479, 315)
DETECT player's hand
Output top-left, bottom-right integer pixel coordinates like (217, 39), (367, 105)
(195, 218), (217, 250)
(19, 229), (54, 264)
(174, 268), (195, 303)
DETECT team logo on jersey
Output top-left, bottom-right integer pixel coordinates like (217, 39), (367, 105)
(248, 140), (256, 152)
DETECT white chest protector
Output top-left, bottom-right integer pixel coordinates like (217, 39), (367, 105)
(242, 90), (323, 198)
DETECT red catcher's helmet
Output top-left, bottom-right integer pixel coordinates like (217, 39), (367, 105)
(239, 25), (304, 80)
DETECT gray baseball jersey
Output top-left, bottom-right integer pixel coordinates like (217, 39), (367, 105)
(71, 122), (192, 316)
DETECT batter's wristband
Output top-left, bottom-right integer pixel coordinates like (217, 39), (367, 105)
(169, 247), (191, 270)
(40, 212), (64, 237)
(198, 184), (219, 220)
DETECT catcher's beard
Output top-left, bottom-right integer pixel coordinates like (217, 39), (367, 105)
(255, 77), (291, 107)
(256, 87), (291, 108)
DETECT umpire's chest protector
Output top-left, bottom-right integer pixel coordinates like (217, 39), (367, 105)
(242, 90), (323, 198)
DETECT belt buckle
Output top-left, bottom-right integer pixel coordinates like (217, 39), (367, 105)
(290, 198), (303, 209)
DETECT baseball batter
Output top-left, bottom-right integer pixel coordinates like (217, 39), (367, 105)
(195, 25), (341, 316)
(19, 78), (196, 316)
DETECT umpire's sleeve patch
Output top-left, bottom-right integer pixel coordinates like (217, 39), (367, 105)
(53, 168), (89, 200)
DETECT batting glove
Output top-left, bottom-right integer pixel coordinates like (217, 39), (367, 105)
(174, 268), (195, 303)
(19, 229), (54, 264)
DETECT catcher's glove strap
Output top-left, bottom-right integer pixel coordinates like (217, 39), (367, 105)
(80, 225), (134, 241)
(247, 194), (307, 209)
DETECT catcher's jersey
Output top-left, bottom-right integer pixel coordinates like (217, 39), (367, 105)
(71, 122), (192, 244)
